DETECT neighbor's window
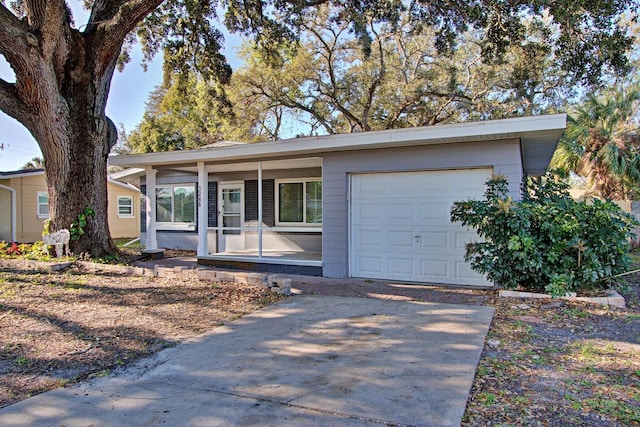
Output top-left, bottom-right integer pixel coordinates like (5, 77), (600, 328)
(156, 185), (195, 223)
(117, 196), (134, 218)
(37, 192), (49, 218)
(277, 179), (322, 225)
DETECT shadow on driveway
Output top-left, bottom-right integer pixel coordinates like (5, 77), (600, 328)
(0, 296), (494, 427)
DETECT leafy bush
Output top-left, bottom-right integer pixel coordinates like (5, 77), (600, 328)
(450, 173), (638, 297)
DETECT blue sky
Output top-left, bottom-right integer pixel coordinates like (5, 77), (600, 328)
(0, 48), (163, 171)
(0, 3), (242, 171)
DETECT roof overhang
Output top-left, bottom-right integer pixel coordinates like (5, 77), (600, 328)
(0, 169), (45, 179)
(0, 168), (141, 190)
(109, 114), (566, 176)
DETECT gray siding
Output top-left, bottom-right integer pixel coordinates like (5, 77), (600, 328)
(208, 181), (217, 228)
(245, 179), (275, 227)
(321, 139), (523, 278)
(208, 168), (321, 183)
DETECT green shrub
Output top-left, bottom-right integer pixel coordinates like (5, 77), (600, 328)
(450, 172), (638, 297)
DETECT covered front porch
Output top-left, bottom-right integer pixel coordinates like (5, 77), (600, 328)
(139, 154), (323, 274)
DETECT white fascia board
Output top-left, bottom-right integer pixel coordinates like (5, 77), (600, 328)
(109, 167), (145, 180)
(108, 114), (567, 168)
(108, 178), (141, 192)
(0, 169), (45, 179)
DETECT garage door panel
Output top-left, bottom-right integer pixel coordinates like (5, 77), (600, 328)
(388, 231), (414, 247)
(456, 231), (478, 249)
(388, 258), (414, 275)
(356, 256), (383, 274)
(390, 203), (414, 219)
(418, 202), (451, 219)
(355, 175), (388, 193)
(354, 203), (386, 220)
(456, 261), (481, 280)
(350, 169), (492, 287)
(419, 231), (448, 248)
(357, 230), (383, 246)
(420, 260), (449, 277)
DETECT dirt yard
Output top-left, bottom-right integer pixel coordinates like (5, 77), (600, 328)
(463, 292), (640, 426)
(1, 260), (639, 426)
(0, 263), (283, 407)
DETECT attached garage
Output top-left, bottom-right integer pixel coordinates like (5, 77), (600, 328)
(350, 169), (492, 287)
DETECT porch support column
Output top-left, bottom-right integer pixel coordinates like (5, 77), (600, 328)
(258, 162), (263, 259)
(197, 162), (208, 257)
(145, 166), (158, 250)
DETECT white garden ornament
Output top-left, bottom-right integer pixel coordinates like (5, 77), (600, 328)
(42, 229), (70, 258)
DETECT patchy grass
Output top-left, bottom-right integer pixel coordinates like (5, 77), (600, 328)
(463, 295), (640, 426)
(113, 238), (144, 250)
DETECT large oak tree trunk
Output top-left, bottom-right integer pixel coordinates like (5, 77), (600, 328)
(0, 1), (163, 257)
(33, 45), (120, 257)
(42, 107), (119, 257)
(13, 28), (122, 257)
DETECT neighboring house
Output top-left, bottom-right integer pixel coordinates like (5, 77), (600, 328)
(0, 169), (140, 243)
(110, 114), (566, 287)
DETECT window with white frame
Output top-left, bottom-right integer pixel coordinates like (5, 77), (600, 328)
(156, 185), (196, 225)
(37, 191), (49, 218)
(117, 196), (134, 218)
(276, 179), (322, 225)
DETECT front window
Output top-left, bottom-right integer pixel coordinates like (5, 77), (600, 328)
(37, 192), (49, 218)
(117, 196), (134, 218)
(156, 185), (195, 224)
(277, 179), (322, 225)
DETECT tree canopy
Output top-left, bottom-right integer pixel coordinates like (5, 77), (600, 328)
(0, 0), (637, 255)
(226, 5), (575, 138)
(22, 156), (44, 169)
(127, 2), (638, 148)
(551, 82), (640, 199)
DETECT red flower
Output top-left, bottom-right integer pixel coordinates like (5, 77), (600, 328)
(7, 242), (20, 255)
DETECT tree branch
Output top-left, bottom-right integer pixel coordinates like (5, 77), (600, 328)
(89, 0), (162, 41)
(0, 4), (33, 66)
(361, 23), (385, 131)
(67, 0), (163, 129)
(0, 78), (35, 129)
(27, 1), (73, 81)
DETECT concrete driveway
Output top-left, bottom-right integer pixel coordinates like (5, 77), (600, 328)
(0, 296), (494, 427)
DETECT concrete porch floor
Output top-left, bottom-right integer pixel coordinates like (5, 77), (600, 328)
(198, 250), (323, 275)
(202, 250), (322, 263)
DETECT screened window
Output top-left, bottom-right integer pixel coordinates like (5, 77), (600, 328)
(156, 185), (195, 223)
(37, 192), (49, 218)
(117, 196), (134, 218)
(277, 179), (322, 225)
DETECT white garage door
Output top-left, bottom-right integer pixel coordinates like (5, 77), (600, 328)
(350, 169), (492, 287)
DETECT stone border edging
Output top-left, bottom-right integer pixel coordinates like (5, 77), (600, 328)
(0, 258), (74, 272)
(0, 258), (292, 295)
(499, 288), (625, 308)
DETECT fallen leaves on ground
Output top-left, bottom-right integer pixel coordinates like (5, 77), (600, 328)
(463, 292), (640, 427)
(2, 261), (640, 427)
(0, 266), (283, 408)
